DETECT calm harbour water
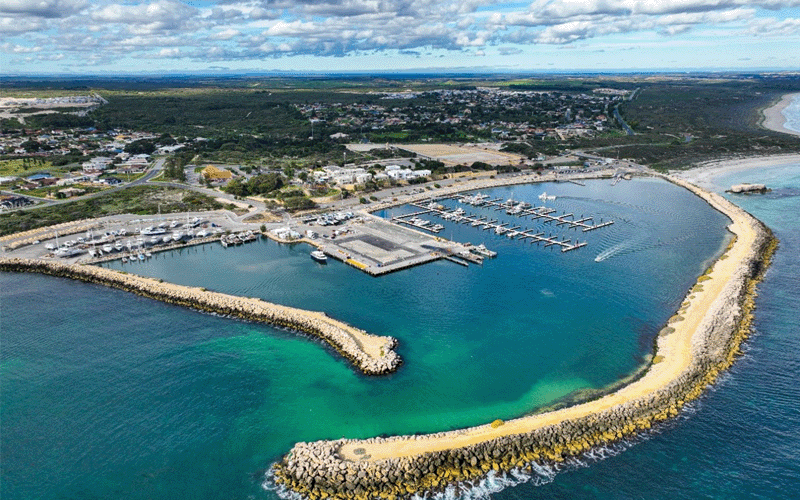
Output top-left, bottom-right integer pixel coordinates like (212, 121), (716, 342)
(2, 167), (798, 499)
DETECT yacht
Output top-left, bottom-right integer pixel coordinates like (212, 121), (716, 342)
(311, 249), (328, 263)
(538, 191), (556, 201)
(471, 244), (497, 258)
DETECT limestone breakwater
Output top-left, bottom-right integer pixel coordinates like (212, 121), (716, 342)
(271, 178), (776, 500)
(0, 257), (401, 376)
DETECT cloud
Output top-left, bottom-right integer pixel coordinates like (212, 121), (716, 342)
(0, 0), (87, 18)
(0, 15), (44, 33)
(3, 0), (800, 68)
(91, 0), (198, 34)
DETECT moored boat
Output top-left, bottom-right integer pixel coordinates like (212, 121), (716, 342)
(311, 249), (328, 263)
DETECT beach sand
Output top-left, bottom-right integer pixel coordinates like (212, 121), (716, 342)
(674, 153), (800, 191)
(761, 93), (800, 137)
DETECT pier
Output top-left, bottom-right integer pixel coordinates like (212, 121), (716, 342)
(405, 197), (613, 252)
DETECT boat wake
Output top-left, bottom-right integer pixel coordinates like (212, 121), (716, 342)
(595, 233), (694, 262)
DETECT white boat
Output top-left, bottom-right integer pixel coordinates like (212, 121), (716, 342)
(102, 243), (114, 253)
(538, 191), (556, 201)
(114, 241), (123, 251)
(55, 247), (86, 258)
(311, 250), (327, 263)
(472, 244), (497, 258)
(138, 253), (145, 261)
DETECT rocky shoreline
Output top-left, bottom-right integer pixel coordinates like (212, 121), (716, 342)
(271, 178), (776, 500)
(0, 257), (401, 376)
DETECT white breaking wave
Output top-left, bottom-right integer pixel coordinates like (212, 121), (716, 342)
(260, 438), (649, 500)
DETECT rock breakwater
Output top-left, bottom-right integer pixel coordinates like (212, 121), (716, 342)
(272, 178), (776, 500)
(0, 257), (401, 376)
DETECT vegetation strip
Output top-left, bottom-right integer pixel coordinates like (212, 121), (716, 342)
(271, 178), (776, 500)
(0, 257), (401, 376)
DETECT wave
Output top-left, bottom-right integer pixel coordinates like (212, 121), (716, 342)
(261, 438), (647, 500)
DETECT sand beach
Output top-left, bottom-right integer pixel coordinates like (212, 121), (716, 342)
(761, 93), (800, 137)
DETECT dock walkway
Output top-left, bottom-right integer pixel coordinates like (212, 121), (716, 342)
(405, 197), (612, 253)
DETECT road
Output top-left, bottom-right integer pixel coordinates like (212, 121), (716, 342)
(2, 158), (168, 212)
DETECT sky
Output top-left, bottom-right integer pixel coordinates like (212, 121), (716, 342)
(2, 0), (800, 74)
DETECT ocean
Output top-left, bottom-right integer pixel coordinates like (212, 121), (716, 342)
(2, 165), (798, 499)
(781, 94), (800, 134)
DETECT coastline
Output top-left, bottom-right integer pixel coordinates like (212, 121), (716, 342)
(0, 257), (402, 376)
(271, 175), (775, 500)
(761, 93), (800, 137)
(0, 161), (781, 499)
(673, 153), (800, 191)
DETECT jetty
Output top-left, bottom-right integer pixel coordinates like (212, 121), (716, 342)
(401, 199), (610, 252)
(272, 178), (776, 500)
(0, 257), (402, 376)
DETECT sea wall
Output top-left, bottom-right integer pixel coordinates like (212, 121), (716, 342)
(0, 257), (401, 376)
(271, 178), (776, 500)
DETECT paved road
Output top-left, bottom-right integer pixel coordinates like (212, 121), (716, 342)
(2, 158), (168, 212)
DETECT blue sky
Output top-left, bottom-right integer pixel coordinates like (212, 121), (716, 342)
(2, 0), (799, 74)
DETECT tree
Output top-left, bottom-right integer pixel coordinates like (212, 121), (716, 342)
(223, 178), (248, 197)
(125, 139), (156, 155)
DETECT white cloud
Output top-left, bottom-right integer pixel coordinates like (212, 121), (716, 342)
(0, 0), (87, 18)
(3, 0), (800, 69)
(91, 0), (197, 33)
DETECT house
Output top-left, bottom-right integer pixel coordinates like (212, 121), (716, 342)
(202, 165), (233, 181)
(58, 187), (85, 198)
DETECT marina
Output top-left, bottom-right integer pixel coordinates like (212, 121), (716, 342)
(388, 193), (613, 253)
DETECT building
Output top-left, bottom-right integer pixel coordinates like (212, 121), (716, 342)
(202, 165), (233, 181)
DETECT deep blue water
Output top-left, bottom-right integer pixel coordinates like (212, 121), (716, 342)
(494, 162), (800, 500)
(1, 168), (798, 500)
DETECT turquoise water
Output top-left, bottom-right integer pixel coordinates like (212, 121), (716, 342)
(1, 169), (796, 500)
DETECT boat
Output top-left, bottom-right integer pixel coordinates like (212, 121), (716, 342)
(311, 250), (328, 263)
(114, 241), (124, 251)
(54, 247), (86, 258)
(538, 191), (556, 201)
(145, 250), (152, 258)
(102, 243), (114, 253)
(138, 253), (145, 261)
(472, 244), (497, 257)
